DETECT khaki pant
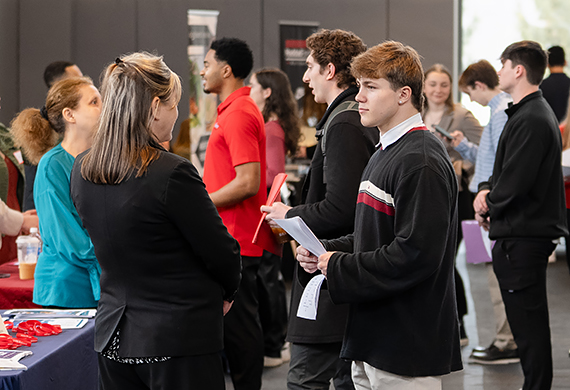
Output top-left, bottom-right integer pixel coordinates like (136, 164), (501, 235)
(486, 263), (517, 350)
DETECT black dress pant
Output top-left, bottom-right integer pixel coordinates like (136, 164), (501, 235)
(493, 239), (555, 390)
(287, 342), (354, 390)
(257, 250), (288, 357)
(98, 352), (225, 390)
(224, 256), (264, 390)
(454, 188), (474, 319)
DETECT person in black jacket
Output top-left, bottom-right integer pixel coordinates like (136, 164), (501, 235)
(474, 41), (568, 390)
(262, 29), (378, 390)
(70, 52), (241, 390)
(539, 46), (570, 122)
(297, 40), (462, 390)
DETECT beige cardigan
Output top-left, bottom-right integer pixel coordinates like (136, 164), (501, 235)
(423, 104), (483, 189)
(0, 199), (23, 249)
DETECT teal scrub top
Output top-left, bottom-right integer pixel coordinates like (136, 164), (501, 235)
(33, 144), (100, 308)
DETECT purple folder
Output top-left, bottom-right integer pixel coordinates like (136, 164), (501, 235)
(461, 220), (494, 264)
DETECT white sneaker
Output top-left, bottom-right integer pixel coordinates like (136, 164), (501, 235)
(548, 251), (557, 263)
(264, 356), (284, 368)
(281, 342), (291, 362)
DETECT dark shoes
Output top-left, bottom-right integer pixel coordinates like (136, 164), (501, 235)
(469, 344), (520, 365)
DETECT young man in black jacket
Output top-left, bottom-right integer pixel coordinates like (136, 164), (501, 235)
(474, 40), (568, 390)
(262, 29), (378, 390)
(297, 41), (462, 389)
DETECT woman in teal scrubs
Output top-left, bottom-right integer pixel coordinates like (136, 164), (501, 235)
(10, 76), (102, 308)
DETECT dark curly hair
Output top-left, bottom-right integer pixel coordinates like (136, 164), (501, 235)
(306, 29), (366, 89)
(210, 37), (253, 80)
(254, 68), (301, 155)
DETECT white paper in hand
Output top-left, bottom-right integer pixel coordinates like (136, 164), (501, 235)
(296, 274), (326, 320)
(562, 149), (570, 167)
(273, 217), (326, 256)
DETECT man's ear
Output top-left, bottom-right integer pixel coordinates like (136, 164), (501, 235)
(398, 86), (412, 104)
(325, 63), (336, 81)
(222, 63), (233, 79)
(62, 107), (75, 124)
(473, 81), (486, 91)
(514, 64), (525, 80)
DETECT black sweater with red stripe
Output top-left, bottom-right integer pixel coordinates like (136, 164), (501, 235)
(324, 129), (463, 377)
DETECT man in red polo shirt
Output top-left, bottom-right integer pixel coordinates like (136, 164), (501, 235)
(201, 37), (267, 390)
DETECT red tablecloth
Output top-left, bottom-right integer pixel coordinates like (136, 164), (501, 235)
(0, 261), (38, 309)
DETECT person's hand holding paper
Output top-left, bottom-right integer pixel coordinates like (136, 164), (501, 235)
(273, 216), (326, 256)
(261, 202), (291, 228)
(273, 216), (335, 321)
(296, 245), (319, 273)
(296, 246), (334, 277)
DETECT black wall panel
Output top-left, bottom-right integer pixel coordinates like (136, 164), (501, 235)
(0, 0), (455, 136)
(0, 0), (20, 123)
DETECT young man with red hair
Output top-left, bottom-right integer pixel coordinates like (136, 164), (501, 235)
(297, 41), (462, 389)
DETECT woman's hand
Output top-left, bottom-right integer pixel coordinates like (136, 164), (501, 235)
(21, 210), (38, 235)
(449, 131), (464, 147)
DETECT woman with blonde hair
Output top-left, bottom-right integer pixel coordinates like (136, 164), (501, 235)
(71, 52), (241, 389)
(10, 76), (101, 308)
(422, 63), (483, 345)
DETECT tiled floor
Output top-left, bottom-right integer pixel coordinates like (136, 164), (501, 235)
(226, 244), (570, 389)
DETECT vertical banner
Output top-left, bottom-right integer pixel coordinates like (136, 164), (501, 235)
(187, 9), (219, 174)
(279, 21), (319, 100)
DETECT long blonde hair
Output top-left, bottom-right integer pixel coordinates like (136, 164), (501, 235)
(10, 77), (94, 164)
(81, 52), (181, 184)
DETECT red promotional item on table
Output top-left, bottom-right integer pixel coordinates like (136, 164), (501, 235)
(14, 320), (62, 336)
(0, 333), (36, 349)
(0, 319), (59, 349)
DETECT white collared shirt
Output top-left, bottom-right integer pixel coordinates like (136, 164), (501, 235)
(379, 113), (425, 149)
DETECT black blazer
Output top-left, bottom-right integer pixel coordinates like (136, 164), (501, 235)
(70, 149), (241, 358)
